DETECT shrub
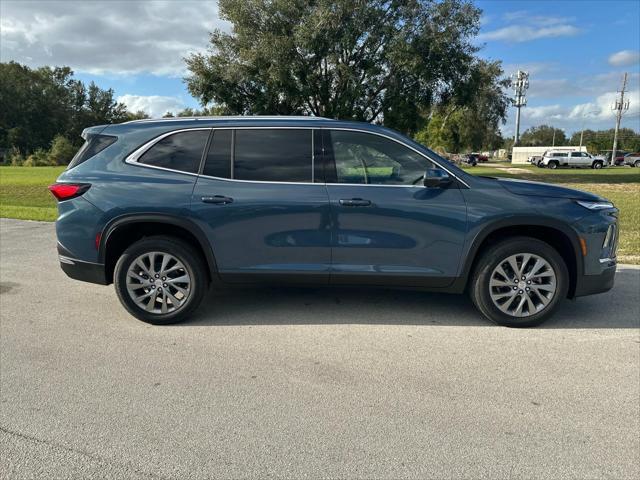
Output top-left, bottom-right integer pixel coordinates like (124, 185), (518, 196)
(47, 135), (77, 165)
(7, 146), (25, 166)
(23, 148), (53, 167)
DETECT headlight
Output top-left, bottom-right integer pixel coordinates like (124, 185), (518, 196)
(576, 200), (614, 210)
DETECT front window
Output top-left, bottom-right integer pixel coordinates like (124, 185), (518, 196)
(327, 130), (434, 185)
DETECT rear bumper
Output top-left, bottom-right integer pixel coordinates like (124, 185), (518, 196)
(574, 263), (616, 297)
(58, 243), (107, 285)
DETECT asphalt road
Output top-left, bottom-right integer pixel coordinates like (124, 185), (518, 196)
(1, 218), (639, 479)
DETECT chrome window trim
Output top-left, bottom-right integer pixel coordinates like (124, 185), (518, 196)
(124, 125), (470, 188)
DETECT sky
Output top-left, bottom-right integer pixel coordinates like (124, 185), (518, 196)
(1, 0), (639, 137)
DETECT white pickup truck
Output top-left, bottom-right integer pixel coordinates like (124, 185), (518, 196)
(540, 150), (606, 169)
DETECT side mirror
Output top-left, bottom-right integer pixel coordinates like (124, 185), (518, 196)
(424, 168), (453, 188)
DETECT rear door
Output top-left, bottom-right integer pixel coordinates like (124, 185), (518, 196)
(322, 129), (467, 287)
(191, 128), (331, 284)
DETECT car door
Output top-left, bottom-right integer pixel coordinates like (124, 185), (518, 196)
(322, 129), (467, 287)
(190, 128), (331, 284)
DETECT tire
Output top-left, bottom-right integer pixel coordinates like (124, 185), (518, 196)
(114, 236), (208, 325)
(634, 160), (640, 168)
(469, 237), (569, 327)
(547, 161), (558, 169)
(592, 161), (603, 169)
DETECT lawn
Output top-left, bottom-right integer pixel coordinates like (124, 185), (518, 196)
(1, 164), (639, 263)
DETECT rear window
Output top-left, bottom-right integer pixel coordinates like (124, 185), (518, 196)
(68, 134), (117, 169)
(138, 130), (209, 173)
(234, 129), (312, 182)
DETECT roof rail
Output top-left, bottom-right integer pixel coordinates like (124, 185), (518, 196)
(124, 115), (333, 124)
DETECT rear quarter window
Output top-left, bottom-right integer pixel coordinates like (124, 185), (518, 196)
(137, 130), (209, 174)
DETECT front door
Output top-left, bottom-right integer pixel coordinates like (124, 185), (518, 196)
(191, 128), (331, 284)
(323, 129), (467, 287)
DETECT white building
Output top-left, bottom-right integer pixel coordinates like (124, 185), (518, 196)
(511, 146), (587, 164)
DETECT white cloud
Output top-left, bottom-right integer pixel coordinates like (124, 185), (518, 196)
(608, 50), (640, 67)
(479, 11), (581, 43)
(117, 94), (187, 118)
(0, 1), (230, 76)
(479, 24), (580, 43)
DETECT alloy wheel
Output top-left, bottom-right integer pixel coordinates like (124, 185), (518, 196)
(125, 251), (191, 314)
(489, 253), (557, 318)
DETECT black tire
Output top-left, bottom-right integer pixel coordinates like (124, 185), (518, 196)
(469, 237), (569, 327)
(634, 160), (640, 168)
(592, 161), (603, 169)
(114, 236), (208, 325)
(547, 161), (558, 169)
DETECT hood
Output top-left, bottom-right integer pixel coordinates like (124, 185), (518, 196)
(496, 177), (605, 201)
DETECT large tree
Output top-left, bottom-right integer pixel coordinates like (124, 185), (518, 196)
(186, 0), (488, 135)
(519, 125), (568, 147)
(0, 62), (129, 155)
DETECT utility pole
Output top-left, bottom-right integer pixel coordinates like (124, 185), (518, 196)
(611, 72), (630, 166)
(579, 110), (598, 150)
(511, 70), (529, 146)
(552, 129), (556, 147)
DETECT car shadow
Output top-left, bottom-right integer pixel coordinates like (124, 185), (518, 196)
(177, 266), (639, 329)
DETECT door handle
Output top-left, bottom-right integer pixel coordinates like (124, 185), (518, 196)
(201, 195), (233, 205)
(339, 198), (371, 207)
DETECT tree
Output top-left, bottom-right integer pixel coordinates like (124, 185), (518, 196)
(47, 135), (77, 165)
(569, 128), (640, 153)
(0, 61), (133, 156)
(186, 0), (485, 135)
(519, 125), (567, 147)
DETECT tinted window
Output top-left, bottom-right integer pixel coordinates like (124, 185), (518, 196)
(234, 129), (312, 182)
(555, 152), (568, 158)
(138, 130), (208, 173)
(68, 134), (117, 169)
(203, 129), (231, 178)
(328, 130), (433, 185)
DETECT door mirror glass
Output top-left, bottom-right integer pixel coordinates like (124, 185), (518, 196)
(424, 168), (452, 188)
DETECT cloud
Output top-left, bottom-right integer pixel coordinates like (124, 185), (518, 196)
(479, 11), (581, 43)
(608, 50), (640, 67)
(117, 94), (187, 118)
(0, 1), (230, 76)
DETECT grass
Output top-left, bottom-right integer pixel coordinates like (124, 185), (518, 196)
(0, 166), (64, 221)
(1, 164), (639, 263)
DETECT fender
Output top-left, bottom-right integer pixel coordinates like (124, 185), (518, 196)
(98, 213), (219, 279)
(456, 215), (583, 286)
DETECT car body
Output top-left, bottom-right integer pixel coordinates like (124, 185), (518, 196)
(528, 155), (543, 166)
(622, 152), (640, 167)
(50, 117), (618, 327)
(472, 152), (489, 162)
(463, 153), (478, 166)
(541, 150), (606, 169)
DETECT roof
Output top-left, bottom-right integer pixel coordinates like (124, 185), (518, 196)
(124, 115), (333, 124)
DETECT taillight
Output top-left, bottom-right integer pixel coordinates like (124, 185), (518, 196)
(48, 183), (91, 201)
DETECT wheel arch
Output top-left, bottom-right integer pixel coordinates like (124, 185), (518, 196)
(99, 214), (218, 285)
(460, 217), (582, 298)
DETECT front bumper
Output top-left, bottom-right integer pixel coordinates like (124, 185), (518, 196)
(574, 263), (616, 297)
(58, 243), (107, 285)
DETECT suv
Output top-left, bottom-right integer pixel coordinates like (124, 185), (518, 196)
(541, 150), (605, 169)
(622, 152), (640, 167)
(50, 117), (618, 327)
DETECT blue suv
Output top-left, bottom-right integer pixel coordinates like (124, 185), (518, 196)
(49, 117), (618, 327)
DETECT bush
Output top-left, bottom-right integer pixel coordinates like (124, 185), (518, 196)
(7, 146), (25, 166)
(47, 135), (76, 165)
(23, 148), (54, 167)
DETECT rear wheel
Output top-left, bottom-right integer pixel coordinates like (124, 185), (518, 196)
(114, 236), (207, 324)
(547, 161), (558, 169)
(634, 160), (640, 168)
(470, 237), (569, 327)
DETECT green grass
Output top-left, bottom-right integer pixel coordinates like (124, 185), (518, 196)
(1, 164), (638, 263)
(0, 166), (64, 221)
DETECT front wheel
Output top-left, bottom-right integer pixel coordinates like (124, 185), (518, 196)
(114, 236), (207, 324)
(592, 161), (603, 169)
(634, 160), (640, 168)
(470, 237), (569, 327)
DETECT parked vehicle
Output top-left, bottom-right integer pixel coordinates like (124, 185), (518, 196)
(464, 153), (478, 166)
(528, 155), (543, 166)
(472, 152), (489, 162)
(622, 152), (640, 167)
(601, 151), (629, 166)
(50, 117), (618, 328)
(541, 150), (606, 169)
